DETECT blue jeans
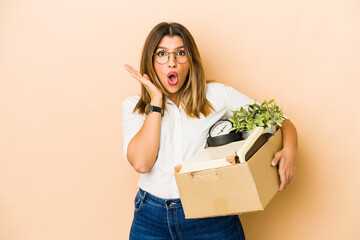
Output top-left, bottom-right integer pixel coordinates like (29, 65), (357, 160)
(130, 188), (246, 240)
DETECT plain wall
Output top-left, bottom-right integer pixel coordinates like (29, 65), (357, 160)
(1, 0), (359, 239)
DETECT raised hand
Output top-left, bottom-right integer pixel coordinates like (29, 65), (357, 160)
(124, 64), (163, 106)
(123, 64), (163, 173)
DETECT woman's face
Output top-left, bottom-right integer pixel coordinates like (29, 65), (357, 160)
(154, 35), (190, 102)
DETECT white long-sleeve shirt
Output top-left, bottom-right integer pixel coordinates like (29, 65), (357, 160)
(121, 83), (255, 199)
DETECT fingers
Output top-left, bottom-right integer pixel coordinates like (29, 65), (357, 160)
(124, 64), (148, 84)
(271, 151), (281, 166)
(286, 167), (294, 185)
(124, 65), (150, 81)
(272, 150), (295, 191)
(124, 64), (144, 81)
(124, 64), (163, 102)
(124, 64), (139, 79)
(143, 73), (150, 80)
(280, 168), (294, 191)
(124, 64), (140, 76)
(279, 168), (287, 191)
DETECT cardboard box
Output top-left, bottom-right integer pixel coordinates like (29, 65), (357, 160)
(174, 130), (282, 219)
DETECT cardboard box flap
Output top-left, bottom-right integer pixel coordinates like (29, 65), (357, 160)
(183, 140), (244, 165)
(247, 130), (282, 208)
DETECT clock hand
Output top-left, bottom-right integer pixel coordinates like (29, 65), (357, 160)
(220, 125), (227, 133)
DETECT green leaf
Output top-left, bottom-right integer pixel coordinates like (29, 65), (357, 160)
(228, 99), (286, 132)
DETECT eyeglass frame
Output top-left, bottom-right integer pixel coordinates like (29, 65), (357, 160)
(153, 50), (188, 65)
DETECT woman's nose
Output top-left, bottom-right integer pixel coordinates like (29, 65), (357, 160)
(168, 53), (176, 67)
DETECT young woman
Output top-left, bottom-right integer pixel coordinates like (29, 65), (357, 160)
(122, 22), (297, 240)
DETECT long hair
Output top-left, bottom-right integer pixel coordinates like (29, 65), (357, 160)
(134, 22), (214, 118)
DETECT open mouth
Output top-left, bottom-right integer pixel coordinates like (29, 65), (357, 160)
(167, 71), (178, 85)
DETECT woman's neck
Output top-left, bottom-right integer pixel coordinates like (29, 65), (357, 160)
(169, 94), (181, 108)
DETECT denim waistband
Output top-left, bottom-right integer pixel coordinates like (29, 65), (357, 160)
(138, 188), (182, 208)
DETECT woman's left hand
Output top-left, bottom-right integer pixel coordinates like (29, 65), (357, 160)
(271, 147), (296, 191)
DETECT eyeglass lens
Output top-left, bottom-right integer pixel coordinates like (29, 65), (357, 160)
(154, 51), (187, 64)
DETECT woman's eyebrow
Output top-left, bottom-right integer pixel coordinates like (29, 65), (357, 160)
(156, 46), (185, 50)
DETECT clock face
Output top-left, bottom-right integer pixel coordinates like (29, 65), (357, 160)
(209, 120), (233, 137)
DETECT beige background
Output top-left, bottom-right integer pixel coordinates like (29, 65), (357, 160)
(1, 0), (359, 239)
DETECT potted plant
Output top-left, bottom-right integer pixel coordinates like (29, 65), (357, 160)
(229, 99), (286, 139)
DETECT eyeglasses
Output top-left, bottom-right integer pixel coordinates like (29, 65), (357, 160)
(153, 50), (187, 65)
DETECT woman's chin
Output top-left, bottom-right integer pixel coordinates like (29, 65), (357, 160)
(166, 88), (179, 95)
(162, 80), (185, 96)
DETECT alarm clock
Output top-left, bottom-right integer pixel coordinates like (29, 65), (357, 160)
(206, 119), (242, 147)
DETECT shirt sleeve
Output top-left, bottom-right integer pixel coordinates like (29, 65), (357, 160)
(121, 95), (145, 165)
